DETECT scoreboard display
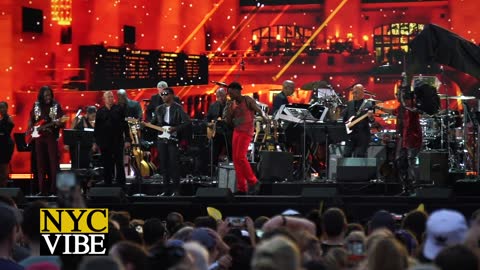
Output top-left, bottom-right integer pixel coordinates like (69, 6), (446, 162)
(79, 45), (208, 90)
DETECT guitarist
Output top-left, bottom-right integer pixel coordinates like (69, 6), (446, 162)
(206, 88), (232, 165)
(151, 87), (191, 196)
(342, 84), (374, 158)
(28, 86), (65, 195)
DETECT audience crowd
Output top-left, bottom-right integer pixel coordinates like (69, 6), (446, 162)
(0, 193), (479, 270)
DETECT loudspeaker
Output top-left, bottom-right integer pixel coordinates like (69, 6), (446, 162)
(218, 164), (236, 192)
(329, 144), (385, 180)
(87, 187), (126, 203)
(196, 188), (233, 201)
(336, 158), (377, 182)
(414, 187), (452, 199)
(123, 25), (136, 44)
(22, 7), (43, 33)
(0, 188), (25, 204)
(301, 187), (338, 198)
(258, 151), (293, 182)
(419, 151), (448, 186)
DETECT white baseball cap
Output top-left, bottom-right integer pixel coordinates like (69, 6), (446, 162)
(423, 209), (468, 260)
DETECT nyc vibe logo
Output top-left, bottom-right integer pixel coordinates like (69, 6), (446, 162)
(40, 208), (109, 255)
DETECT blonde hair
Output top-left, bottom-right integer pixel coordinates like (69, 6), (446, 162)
(251, 236), (301, 270)
(368, 237), (409, 270)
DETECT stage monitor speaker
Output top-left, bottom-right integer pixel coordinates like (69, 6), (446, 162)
(419, 151), (449, 186)
(0, 188), (25, 205)
(258, 151), (293, 182)
(301, 187), (338, 199)
(329, 145), (385, 180)
(414, 187), (452, 199)
(87, 187), (126, 203)
(336, 158), (377, 182)
(196, 188), (233, 201)
(218, 164), (236, 193)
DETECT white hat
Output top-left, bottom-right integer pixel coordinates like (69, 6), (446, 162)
(423, 209), (468, 260)
(282, 209), (300, 216)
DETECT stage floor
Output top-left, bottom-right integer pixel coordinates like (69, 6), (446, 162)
(10, 178), (480, 223)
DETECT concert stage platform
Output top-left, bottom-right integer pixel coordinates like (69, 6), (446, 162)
(8, 179), (480, 223)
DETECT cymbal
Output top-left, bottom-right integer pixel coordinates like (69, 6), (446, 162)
(446, 95), (475, 100)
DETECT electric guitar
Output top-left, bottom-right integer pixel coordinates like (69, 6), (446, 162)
(126, 117), (177, 141)
(345, 107), (378, 134)
(26, 115), (69, 143)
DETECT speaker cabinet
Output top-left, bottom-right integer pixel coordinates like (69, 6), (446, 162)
(301, 187), (338, 198)
(196, 188), (233, 201)
(414, 187), (452, 199)
(258, 151), (293, 182)
(419, 151), (448, 186)
(218, 164), (236, 192)
(336, 158), (377, 182)
(87, 187), (126, 203)
(0, 188), (25, 204)
(329, 144), (386, 180)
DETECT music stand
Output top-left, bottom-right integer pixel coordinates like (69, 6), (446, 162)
(63, 129), (94, 169)
(14, 133), (31, 152)
(308, 124), (348, 181)
(14, 133), (35, 194)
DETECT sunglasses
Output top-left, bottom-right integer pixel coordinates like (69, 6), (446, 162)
(161, 92), (170, 96)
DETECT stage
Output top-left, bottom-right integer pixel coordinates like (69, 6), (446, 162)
(7, 177), (480, 223)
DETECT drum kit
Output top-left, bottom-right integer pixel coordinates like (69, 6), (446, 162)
(418, 94), (477, 172)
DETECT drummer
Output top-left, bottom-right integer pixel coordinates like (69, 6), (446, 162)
(376, 89), (422, 195)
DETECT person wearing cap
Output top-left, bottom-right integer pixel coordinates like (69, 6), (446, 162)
(421, 209), (468, 262)
(117, 89), (143, 120)
(223, 82), (268, 195)
(207, 88), (233, 166)
(150, 87), (191, 196)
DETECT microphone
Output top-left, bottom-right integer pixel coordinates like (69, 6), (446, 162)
(75, 108), (82, 118)
(211, 81), (228, 87)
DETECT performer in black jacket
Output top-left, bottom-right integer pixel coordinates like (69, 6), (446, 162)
(150, 87), (191, 196)
(342, 84), (374, 157)
(93, 91), (131, 187)
(0, 101), (14, 187)
(206, 88), (232, 164)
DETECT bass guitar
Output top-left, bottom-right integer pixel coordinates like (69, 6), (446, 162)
(345, 106), (378, 134)
(26, 115), (69, 143)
